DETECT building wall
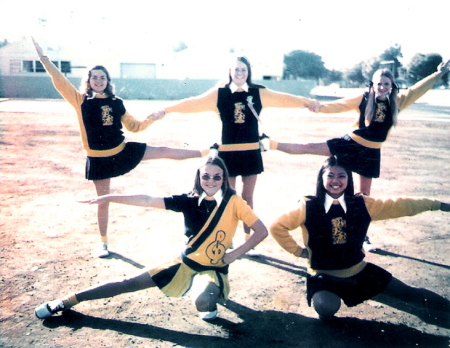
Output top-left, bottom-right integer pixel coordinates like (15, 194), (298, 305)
(0, 76), (316, 100)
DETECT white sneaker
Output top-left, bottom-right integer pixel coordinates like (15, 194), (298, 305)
(199, 309), (218, 321)
(363, 236), (377, 252)
(98, 242), (109, 258)
(35, 299), (66, 319)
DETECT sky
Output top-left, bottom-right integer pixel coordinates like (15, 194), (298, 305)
(1, 0), (448, 71)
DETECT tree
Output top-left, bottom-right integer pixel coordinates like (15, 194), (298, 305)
(379, 44), (403, 78)
(360, 44), (404, 81)
(345, 62), (366, 87)
(283, 50), (328, 81)
(342, 44), (404, 87)
(407, 53), (443, 84)
(323, 69), (344, 85)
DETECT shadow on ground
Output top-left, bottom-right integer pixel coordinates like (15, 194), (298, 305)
(43, 300), (449, 348)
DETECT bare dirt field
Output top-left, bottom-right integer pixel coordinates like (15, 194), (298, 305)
(1, 92), (449, 347)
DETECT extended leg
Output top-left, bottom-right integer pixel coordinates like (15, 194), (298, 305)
(276, 142), (332, 156)
(35, 271), (156, 319)
(76, 271), (156, 302)
(142, 145), (203, 160)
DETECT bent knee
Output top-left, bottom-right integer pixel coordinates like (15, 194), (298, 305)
(312, 290), (341, 317)
(194, 283), (220, 312)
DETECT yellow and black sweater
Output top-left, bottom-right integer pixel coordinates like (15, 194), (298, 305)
(164, 193), (259, 271)
(318, 71), (445, 149)
(39, 57), (155, 157)
(270, 195), (441, 278)
(164, 85), (315, 151)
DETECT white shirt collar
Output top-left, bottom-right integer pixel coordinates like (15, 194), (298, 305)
(230, 82), (249, 93)
(198, 189), (223, 207)
(324, 193), (347, 213)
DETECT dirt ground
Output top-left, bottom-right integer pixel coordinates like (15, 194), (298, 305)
(1, 93), (449, 348)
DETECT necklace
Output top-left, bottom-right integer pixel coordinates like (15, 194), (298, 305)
(204, 200), (216, 213)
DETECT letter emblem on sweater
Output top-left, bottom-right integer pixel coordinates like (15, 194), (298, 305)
(101, 105), (113, 126)
(331, 217), (347, 244)
(234, 103), (246, 123)
(206, 230), (227, 264)
(374, 103), (387, 122)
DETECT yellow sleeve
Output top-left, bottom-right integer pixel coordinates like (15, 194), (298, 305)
(270, 201), (306, 257)
(398, 71), (444, 111)
(259, 88), (315, 108)
(317, 94), (364, 114)
(234, 196), (259, 228)
(40, 56), (84, 108)
(164, 88), (219, 114)
(121, 111), (155, 133)
(364, 195), (441, 221)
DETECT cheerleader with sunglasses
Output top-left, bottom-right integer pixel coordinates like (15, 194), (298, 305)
(34, 156), (268, 322)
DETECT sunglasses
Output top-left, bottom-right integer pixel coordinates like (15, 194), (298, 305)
(201, 174), (223, 181)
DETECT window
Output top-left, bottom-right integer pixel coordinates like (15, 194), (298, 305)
(35, 61), (45, 72)
(23, 60), (33, 72)
(19, 60), (70, 73)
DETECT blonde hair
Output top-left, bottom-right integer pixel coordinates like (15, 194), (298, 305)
(364, 69), (399, 126)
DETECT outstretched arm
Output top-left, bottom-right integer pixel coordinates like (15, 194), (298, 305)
(259, 88), (319, 109)
(30, 37), (83, 106)
(222, 219), (268, 264)
(79, 194), (166, 209)
(121, 111), (157, 133)
(365, 196), (443, 221)
(155, 88), (219, 116)
(398, 59), (450, 111)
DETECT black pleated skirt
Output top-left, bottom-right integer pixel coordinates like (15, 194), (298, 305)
(85, 142), (146, 181)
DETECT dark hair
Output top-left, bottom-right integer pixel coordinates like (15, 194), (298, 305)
(192, 156), (235, 197)
(315, 156), (354, 204)
(365, 69), (399, 125)
(226, 56), (265, 89)
(82, 65), (115, 98)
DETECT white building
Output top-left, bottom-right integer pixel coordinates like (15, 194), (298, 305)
(0, 37), (284, 80)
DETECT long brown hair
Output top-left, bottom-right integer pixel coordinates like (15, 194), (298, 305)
(225, 56), (265, 89)
(81, 65), (115, 98)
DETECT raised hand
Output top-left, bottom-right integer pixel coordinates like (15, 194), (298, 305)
(31, 36), (45, 58)
(438, 59), (450, 74)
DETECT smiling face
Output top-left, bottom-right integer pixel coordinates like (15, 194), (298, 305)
(89, 69), (108, 94)
(230, 60), (249, 87)
(373, 73), (393, 100)
(200, 164), (224, 197)
(322, 166), (348, 198)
